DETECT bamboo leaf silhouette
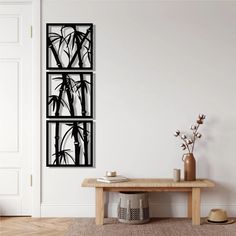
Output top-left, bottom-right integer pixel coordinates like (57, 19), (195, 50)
(52, 149), (75, 164)
(48, 33), (61, 43)
(84, 83), (88, 93)
(50, 37), (61, 44)
(81, 51), (89, 63)
(64, 49), (70, 60)
(49, 32), (61, 38)
(53, 76), (64, 80)
(74, 127), (84, 141)
(84, 44), (91, 51)
(74, 80), (89, 94)
(72, 34), (76, 50)
(58, 37), (65, 53)
(66, 123), (86, 141)
(48, 95), (64, 111)
(55, 82), (64, 91)
(59, 126), (73, 152)
(49, 31), (66, 54)
(67, 34), (72, 46)
(48, 95), (70, 114)
(88, 52), (91, 63)
(76, 31), (83, 42)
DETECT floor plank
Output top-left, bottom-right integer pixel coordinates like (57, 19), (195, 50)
(0, 217), (74, 236)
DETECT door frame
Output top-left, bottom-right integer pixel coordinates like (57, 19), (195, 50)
(31, 0), (41, 217)
(0, 0), (41, 216)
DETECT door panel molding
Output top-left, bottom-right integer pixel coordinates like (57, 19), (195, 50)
(0, 15), (20, 44)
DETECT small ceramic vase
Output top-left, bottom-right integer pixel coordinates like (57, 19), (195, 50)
(173, 169), (181, 182)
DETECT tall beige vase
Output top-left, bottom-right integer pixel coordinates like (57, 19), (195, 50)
(182, 153), (196, 181)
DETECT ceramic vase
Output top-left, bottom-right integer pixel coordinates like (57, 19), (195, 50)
(182, 153), (196, 181)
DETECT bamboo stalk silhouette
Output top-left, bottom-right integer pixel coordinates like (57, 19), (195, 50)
(53, 77), (67, 165)
(53, 75), (83, 165)
(54, 122), (60, 165)
(55, 80), (66, 117)
(67, 26), (91, 68)
(48, 54), (64, 164)
(48, 37), (62, 68)
(63, 76), (81, 165)
(63, 74), (74, 116)
(59, 122), (82, 165)
(72, 122), (81, 165)
(73, 32), (89, 165)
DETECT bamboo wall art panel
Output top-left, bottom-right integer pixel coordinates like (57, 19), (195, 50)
(46, 22), (95, 168)
(47, 72), (93, 118)
(46, 23), (93, 70)
(46, 120), (93, 167)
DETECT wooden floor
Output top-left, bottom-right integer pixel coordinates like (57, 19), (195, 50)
(0, 217), (73, 236)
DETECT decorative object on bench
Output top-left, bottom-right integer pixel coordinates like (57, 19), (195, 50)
(106, 171), (117, 177)
(173, 169), (181, 182)
(205, 209), (234, 224)
(174, 114), (206, 181)
(97, 175), (128, 183)
(117, 192), (149, 224)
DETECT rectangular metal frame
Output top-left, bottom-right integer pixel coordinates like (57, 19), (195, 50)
(46, 23), (93, 70)
(46, 72), (94, 118)
(46, 120), (94, 167)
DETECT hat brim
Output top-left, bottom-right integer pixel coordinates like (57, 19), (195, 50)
(205, 218), (234, 225)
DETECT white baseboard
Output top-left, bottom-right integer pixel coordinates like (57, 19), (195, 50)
(41, 204), (95, 217)
(41, 203), (236, 217)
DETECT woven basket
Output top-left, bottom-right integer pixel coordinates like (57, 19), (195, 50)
(117, 192), (150, 224)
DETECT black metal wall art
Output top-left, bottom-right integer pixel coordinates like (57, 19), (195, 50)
(47, 120), (93, 167)
(46, 23), (95, 168)
(46, 23), (93, 70)
(47, 72), (93, 118)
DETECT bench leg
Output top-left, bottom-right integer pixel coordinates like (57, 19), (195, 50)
(192, 188), (201, 225)
(96, 187), (104, 225)
(188, 191), (192, 218)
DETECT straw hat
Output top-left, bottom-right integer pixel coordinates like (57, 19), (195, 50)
(205, 209), (234, 225)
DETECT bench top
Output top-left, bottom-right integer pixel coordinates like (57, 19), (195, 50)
(81, 178), (215, 188)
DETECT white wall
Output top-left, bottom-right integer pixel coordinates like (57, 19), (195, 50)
(41, 0), (236, 217)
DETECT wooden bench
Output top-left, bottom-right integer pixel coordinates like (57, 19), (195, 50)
(81, 178), (215, 225)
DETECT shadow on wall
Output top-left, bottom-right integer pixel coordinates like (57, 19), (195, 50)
(104, 192), (109, 218)
(202, 182), (236, 216)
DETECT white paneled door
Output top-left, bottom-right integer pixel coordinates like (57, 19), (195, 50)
(0, 3), (32, 215)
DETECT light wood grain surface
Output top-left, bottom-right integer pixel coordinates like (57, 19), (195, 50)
(82, 178), (215, 188)
(0, 217), (73, 236)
